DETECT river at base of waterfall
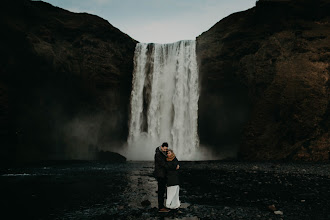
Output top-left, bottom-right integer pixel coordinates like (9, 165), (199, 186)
(1, 161), (330, 220)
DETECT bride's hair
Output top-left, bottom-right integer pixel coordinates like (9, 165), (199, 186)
(167, 149), (174, 153)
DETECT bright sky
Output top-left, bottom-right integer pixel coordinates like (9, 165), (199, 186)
(41, 0), (256, 43)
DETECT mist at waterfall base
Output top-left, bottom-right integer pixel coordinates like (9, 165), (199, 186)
(120, 40), (223, 161)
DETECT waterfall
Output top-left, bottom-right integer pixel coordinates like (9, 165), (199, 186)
(127, 40), (199, 160)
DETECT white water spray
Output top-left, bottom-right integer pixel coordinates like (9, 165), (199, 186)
(126, 40), (199, 160)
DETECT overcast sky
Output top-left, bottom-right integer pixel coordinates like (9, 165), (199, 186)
(42, 0), (256, 43)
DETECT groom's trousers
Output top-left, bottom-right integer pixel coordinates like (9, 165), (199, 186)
(156, 177), (166, 209)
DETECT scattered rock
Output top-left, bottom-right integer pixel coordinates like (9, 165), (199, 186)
(268, 205), (277, 211)
(97, 151), (126, 162)
(141, 200), (151, 207)
(180, 203), (191, 209)
(274, 210), (284, 215)
(3, 160), (330, 219)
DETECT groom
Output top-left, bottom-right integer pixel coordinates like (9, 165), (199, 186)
(154, 142), (170, 212)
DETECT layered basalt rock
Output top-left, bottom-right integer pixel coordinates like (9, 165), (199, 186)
(197, 0), (330, 161)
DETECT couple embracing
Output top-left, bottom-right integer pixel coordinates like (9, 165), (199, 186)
(154, 142), (180, 213)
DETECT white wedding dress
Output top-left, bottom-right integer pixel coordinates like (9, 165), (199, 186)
(165, 185), (180, 209)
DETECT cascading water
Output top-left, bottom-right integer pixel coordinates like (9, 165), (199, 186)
(126, 40), (199, 160)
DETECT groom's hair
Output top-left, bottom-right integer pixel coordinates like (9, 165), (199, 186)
(162, 142), (168, 147)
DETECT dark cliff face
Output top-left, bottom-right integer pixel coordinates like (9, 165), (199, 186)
(197, 0), (330, 161)
(0, 0), (137, 164)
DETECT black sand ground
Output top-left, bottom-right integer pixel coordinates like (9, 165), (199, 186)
(1, 161), (329, 220)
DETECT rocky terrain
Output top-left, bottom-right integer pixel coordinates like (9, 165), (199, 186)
(197, 0), (330, 161)
(1, 161), (329, 219)
(0, 0), (136, 164)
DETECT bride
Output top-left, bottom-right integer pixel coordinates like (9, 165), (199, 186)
(165, 149), (181, 209)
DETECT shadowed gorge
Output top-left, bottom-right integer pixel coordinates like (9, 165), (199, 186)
(0, 0), (330, 164)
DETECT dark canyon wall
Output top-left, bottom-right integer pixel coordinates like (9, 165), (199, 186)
(197, 0), (330, 161)
(2, 0), (329, 164)
(0, 0), (136, 164)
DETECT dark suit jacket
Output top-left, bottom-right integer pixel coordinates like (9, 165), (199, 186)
(166, 157), (180, 186)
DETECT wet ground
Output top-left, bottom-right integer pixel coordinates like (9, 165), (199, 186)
(1, 161), (330, 220)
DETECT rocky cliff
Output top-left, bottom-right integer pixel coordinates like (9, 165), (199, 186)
(2, 0), (329, 164)
(197, 0), (330, 161)
(0, 0), (137, 164)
